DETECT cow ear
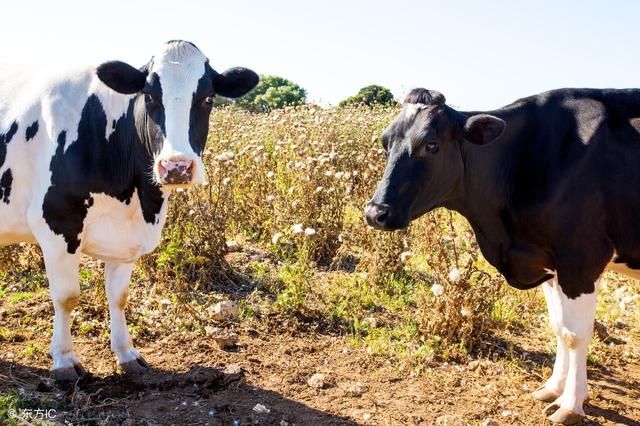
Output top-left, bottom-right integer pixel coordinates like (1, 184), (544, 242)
(463, 114), (506, 145)
(97, 61), (148, 94)
(213, 67), (259, 98)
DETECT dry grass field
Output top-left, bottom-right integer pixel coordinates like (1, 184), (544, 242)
(1, 105), (639, 425)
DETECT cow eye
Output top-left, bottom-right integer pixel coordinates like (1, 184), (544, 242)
(425, 142), (439, 153)
(144, 93), (160, 108)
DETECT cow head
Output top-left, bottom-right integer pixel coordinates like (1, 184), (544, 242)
(365, 88), (505, 230)
(96, 40), (258, 187)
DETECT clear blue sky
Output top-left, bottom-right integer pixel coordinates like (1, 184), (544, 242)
(2, 0), (639, 109)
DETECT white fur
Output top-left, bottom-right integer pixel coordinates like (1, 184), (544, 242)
(0, 52), (183, 373)
(541, 279), (597, 416)
(150, 42), (208, 184)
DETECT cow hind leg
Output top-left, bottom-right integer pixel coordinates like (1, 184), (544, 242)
(539, 280), (597, 425)
(41, 246), (85, 381)
(105, 261), (149, 374)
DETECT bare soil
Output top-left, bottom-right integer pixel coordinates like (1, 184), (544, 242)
(1, 320), (639, 425)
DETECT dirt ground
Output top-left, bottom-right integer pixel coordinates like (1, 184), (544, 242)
(1, 319), (639, 425)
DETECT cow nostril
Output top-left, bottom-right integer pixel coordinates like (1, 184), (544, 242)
(375, 210), (389, 226)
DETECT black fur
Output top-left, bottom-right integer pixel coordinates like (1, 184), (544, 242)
(25, 120), (39, 141)
(0, 169), (12, 204)
(42, 95), (163, 253)
(369, 88), (640, 299)
(0, 121), (18, 169)
(212, 66), (259, 99)
(97, 61), (147, 94)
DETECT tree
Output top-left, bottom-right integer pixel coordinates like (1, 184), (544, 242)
(234, 75), (307, 112)
(339, 85), (397, 107)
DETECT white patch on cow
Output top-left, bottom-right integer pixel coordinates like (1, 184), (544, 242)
(91, 79), (135, 140)
(540, 279), (597, 416)
(81, 190), (169, 263)
(606, 251), (640, 280)
(403, 103), (428, 120)
(150, 42), (208, 184)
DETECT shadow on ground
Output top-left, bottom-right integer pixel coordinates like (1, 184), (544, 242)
(0, 360), (357, 425)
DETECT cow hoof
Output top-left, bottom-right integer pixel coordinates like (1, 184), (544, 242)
(547, 407), (585, 425)
(52, 364), (85, 382)
(542, 402), (560, 417)
(119, 356), (150, 375)
(532, 385), (561, 402)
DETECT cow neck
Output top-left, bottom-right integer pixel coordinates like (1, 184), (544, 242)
(446, 108), (530, 268)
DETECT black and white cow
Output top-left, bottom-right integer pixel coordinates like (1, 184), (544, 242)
(365, 88), (640, 424)
(0, 40), (258, 381)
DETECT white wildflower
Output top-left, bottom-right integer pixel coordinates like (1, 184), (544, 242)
(399, 251), (413, 264)
(266, 171), (275, 178)
(314, 186), (324, 194)
(431, 283), (444, 296)
(460, 307), (471, 317)
(448, 268), (462, 283)
(222, 177), (231, 185)
(266, 195), (276, 203)
(291, 223), (304, 234)
(271, 232), (284, 244)
(214, 151), (235, 161)
(334, 171), (345, 179)
(304, 227), (317, 236)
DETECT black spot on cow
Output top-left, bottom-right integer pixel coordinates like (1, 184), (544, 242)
(189, 67), (215, 155)
(25, 120), (39, 141)
(0, 168), (12, 204)
(141, 72), (166, 139)
(42, 95), (164, 254)
(0, 121), (18, 169)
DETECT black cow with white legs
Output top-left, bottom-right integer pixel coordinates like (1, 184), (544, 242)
(0, 40), (258, 381)
(365, 87), (640, 424)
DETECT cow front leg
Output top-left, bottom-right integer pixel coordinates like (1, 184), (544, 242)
(541, 280), (597, 425)
(533, 279), (569, 402)
(105, 261), (149, 374)
(42, 247), (85, 381)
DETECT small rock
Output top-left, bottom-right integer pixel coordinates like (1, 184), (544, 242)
(307, 373), (327, 389)
(205, 326), (239, 349)
(253, 403), (270, 414)
(501, 410), (512, 417)
(341, 381), (369, 397)
(211, 300), (238, 321)
(363, 412), (372, 421)
(226, 241), (241, 252)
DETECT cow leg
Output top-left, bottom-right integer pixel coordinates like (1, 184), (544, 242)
(541, 280), (597, 425)
(105, 261), (149, 374)
(533, 279), (568, 402)
(41, 246), (85, 381)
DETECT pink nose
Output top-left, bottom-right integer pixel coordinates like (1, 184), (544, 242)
(157, 158), (194, 184)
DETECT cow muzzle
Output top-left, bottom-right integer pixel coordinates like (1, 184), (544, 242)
(155, 156), (195, 185)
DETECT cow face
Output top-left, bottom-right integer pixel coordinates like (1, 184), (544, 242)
(96, 40), (258, 187)
(365, 88), (505, 230)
